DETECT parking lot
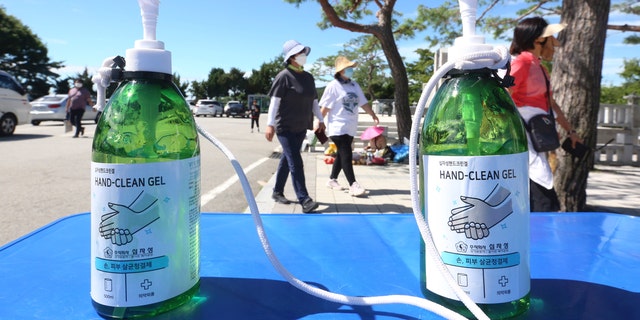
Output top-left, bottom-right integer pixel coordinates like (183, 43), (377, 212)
(0, 115), (278, 245)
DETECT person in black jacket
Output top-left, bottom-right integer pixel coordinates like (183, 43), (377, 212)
(264, 40), (325, 213)
(250, 100), (260, 133)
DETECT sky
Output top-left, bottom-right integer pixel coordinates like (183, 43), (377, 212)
(2, 0), (639, 91)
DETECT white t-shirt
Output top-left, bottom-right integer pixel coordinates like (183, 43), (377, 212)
(319, 79), (368, 137)
(518, 106), (554, 189)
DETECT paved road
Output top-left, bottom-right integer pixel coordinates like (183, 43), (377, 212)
(0, 116), (279, 246)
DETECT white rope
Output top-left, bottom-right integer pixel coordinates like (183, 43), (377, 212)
(192, 45), (508, 320)
(196, 123), (468, 320)
(91, 56), (118, 112)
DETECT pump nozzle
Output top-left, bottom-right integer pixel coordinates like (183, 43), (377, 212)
(139, 0), (159, 41)
(459, 0), (476, 37)
(448, 0), (495, 68)
(125, 0), (171, 74)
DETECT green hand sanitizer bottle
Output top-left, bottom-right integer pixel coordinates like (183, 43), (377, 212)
(90, 1), (200, 318)
(419, 1), (530, 318)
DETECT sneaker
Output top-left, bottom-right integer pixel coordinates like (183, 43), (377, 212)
(271, 192), (291, 204)
(349, 182), (366, 197)
(326, 179), (342, 190)
(301, 198), (319, 213)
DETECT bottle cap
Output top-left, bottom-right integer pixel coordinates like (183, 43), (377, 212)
(125, 0), (171, 74)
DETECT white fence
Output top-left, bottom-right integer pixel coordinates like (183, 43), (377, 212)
(595, 97), (640, 166)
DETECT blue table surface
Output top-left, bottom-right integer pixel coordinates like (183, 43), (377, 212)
(0, 212), (638, 319)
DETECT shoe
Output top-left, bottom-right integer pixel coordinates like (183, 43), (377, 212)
(251, 129), (253, 133)
(271, 192), (291, 204)
(257, 128), (260, 132)
(349, 181), (366, 197)
(72, 135), (78, 138)
(326, 179), (342, 190)
(301, 198), (319, 213)
(80, 127), (85, 136)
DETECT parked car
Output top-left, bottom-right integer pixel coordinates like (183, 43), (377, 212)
(194, 99), (223, 117)
(0, 70), (29, 136)
(29, 94), (97, 125)
(224, 101), (248, 118)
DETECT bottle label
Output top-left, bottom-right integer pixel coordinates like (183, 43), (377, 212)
(423, 153), (529, 303)
(90, 157), (201, 306)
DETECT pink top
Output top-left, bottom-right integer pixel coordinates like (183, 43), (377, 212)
(510, 51), (551, 112)
(67, 87), (91, 111)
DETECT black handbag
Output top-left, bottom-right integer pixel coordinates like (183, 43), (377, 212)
(522, 64), (560, 152)
(523, 111), (560, 152)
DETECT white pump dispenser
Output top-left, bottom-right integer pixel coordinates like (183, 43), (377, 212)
(448, 0), (495, 68)
(125, 0), (171, 74)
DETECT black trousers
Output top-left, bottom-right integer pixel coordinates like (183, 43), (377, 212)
(69, 108), (85, 136)
(529, 179), (560, 212)
(329, 134), (356, 186)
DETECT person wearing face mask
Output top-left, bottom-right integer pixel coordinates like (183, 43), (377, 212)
(508, 17), (582, 212)
(319, 56), (378, 197)
(66, 78), (93, 138)
(265, 40), (325, 213)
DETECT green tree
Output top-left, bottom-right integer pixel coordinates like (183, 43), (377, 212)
(285, 0), (417, 141)
(247, 56), (282, 94)
(405, 48), (435, 104)
(309, 35), (393, 101)
(204, 68), (226, 99)
(222, 67), (248, 99)
(172, 73), (190, 98)
(346, 36), (392, 101)
(0, 6), (63, 98)
(190, 80), (207, 100)
(53, 77), (72, 96)
(601, 58), (640, 104)
(610, 0), (640, 44)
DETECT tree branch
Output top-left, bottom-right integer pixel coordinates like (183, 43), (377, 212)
(608, 24), (640, 33)
(317, 0), (383, 36)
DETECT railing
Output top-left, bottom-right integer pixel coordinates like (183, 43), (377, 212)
(595, 98), (640, 166)
(598, 104), (638, 128)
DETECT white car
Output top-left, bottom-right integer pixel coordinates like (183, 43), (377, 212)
(0, 70), (30, 136)
(194, 99), (223, 117)
(29, 94), (97, 125)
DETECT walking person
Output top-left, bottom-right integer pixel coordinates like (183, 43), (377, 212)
(508, 17), (582, 212)
(66, 78), (93, 138)
(264, 40), (325, 213)
(319, 56), (379, 197)
(250, 100), (260, 133)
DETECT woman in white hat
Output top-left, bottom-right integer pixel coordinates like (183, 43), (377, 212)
(509, 17), (582, 212)
(265, 40), (325, 213)
(319, 56), (379, 197)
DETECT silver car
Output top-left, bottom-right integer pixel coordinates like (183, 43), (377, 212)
(194, 99), (223, 117)
(29, 94), (97, 125)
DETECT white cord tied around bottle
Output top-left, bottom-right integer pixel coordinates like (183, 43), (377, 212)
(196, 46), (509, 320)
(196, 125), (468, 320)
(91, 56), (118, 112)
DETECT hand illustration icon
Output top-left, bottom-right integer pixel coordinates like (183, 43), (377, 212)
(448, 185), (513, 240)
(99, 191), (160, 246)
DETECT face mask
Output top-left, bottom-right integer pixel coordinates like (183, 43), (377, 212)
(343, 67), (354, 79)
(294, 54), (307, 66)
(75, 83), (83, 88)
